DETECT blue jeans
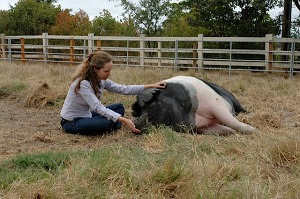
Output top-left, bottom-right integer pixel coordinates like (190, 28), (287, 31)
(61, 103), (125, 135)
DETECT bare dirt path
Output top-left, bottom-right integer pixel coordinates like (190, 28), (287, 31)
(0, 99), (139, 162)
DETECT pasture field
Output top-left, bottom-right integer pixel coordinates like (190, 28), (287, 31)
(0, 62), (299, 199)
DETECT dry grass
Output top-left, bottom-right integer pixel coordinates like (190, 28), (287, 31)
(0, 61), (300, 198)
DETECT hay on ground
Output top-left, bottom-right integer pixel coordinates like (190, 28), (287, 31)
(26, 82), (58, 108)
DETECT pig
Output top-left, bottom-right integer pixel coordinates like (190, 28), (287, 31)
(131, 76), (256, 135)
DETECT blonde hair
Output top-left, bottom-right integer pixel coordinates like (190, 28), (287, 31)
(71, 51), (112, 97)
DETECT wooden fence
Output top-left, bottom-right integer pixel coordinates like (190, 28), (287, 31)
(0, 33), (299, 76)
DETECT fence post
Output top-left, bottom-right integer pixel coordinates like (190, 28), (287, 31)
(229, 41), (232, 76)
(126, 40), (129, 67)
(265, 34), (273, 72)
(174, 40), (178, 70)
(193, 42), (197, 67)
(8, 38), (11, 63)
(88, 33), (94, 55)
(139, 34), (145, 67)
(158, 41), (161, 67)
(197, 34), (203, 69)
(70, 37), (74, 64)
(97, 40), (101, 50)
(0, 34), (6, 60)
(83, 39), (87, 60)
(290, 40), (295, 79)
(42, 33), (48, 63)
(20, 37), (25, 64)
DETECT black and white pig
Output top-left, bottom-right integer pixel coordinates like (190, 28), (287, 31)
(131, 76), (256, 135)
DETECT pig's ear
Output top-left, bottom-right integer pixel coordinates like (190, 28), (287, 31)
(138, 88), (161, 107)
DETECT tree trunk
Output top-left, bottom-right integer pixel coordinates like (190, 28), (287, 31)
(281, 0), (292, 63)
(282, 0), (292, 38)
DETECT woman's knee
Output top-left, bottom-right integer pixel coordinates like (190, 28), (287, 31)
(108, 103), (125, 116)
(117, 104), (125, 116)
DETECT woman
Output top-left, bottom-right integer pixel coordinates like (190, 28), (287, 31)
(60, 51), (166, 135)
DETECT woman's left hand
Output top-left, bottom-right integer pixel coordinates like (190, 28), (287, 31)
(145, 80), (167, 89)
(156, 80), (167, 88)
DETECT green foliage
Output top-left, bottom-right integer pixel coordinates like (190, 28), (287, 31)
(233, 0), (281, 36)
(186, 0), (236, 36)
(6, 0), (60, 35)
(91, 10), (139, 51)
(182, 0), (281, 36)
(36, 0), (57, 3)
(119, 16), (139, 36)
(92, 9), (125, 36)
(0, 10), (9, 34)
(162, 1), (208, 37)
(0, 152), (70, 188)
(162, 14), (208, 37)
(120, 0), (172, 36)
(0, 0), (293, 37)
(291, 15), (300, 38)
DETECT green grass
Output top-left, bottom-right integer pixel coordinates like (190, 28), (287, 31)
(0, 81), (25, 98)
(0, 152), (70, 189)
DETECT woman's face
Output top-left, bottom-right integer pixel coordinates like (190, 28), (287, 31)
(95, 61), (113, 80)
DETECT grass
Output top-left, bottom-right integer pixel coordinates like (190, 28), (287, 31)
(0, 152), (70, 188)
(0, 81), (26, 99)
(0, 61), (300, 198)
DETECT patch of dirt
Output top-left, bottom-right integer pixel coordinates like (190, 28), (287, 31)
(0, 98), (140, 163)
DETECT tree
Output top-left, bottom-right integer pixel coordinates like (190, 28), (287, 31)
(162, 3), (207, 37)
(73, 9), (92, 35)
(281, 0), (300, 38)
(183, 0), (236, 36)
(291, 15), (300, 37)
(119, 0), (172, 36)
(92, 9), (121, 36)
(181, 0), (280, 37)
(92, 9), (138, 36)
(282, 0), (293, 38)
(50, 9), (91, 35)
(233, 0), (280, 36)
(49, 9), (75, 35)
(35, 0), (57, 3)
(119, 16), (139, 36)
(163, 15), (208, 37)
(0, 10), (9, 34)
(118, 0), (173, 57)
(7, 0), (59, 35)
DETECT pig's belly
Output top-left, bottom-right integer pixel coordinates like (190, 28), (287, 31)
(195, 114), (219, 128)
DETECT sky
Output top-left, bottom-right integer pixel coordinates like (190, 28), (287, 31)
(0, 0), (298, 21)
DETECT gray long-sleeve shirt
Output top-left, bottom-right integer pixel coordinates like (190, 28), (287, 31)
(60, 78), (144, 122)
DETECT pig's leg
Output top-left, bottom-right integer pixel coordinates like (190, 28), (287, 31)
(199, 124), (236, 136)
(212, 107), (256, 134)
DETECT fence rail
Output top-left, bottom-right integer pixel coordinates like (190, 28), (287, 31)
(0, 33), (300, 76)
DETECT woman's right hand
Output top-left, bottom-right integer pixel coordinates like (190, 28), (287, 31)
(118, 117), (141, 134)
